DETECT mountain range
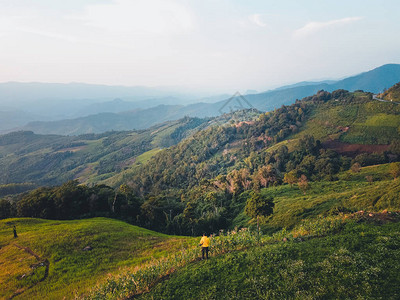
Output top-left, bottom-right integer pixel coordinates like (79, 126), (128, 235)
(1, 64), (400, 135)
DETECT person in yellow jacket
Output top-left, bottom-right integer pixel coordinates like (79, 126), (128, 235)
(199, 233), (210, 259)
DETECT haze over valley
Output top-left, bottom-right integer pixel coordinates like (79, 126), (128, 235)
(1, 63), (400, 135)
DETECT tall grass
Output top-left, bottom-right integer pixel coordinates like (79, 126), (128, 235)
(83, 228), (267, 299)
(83, 216), (361, 299)
(139, 217), (400, 300)
(0, 218), (188, 300)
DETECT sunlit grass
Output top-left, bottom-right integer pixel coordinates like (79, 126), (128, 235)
(0, 218), (192, 299)
(258, 164), (400, 232)
(140, 221), (400, 300)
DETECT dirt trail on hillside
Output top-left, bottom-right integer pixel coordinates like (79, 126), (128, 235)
(9, 244), (50, 299)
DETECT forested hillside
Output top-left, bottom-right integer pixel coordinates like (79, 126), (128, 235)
(0, 117), (215, 187)
(115, 89), (400, 234)
(3, 87), (400, 237)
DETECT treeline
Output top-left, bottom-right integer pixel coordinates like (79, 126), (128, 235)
(0, 183), (36, 197)
(0, 181), (140, 222)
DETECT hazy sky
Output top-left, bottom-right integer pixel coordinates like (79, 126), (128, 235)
(1, 0), (400, 92)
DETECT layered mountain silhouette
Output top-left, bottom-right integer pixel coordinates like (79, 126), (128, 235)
(4, 64), (400, 135)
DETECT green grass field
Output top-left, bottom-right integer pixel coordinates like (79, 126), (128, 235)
(256, 164), (400, 232)
(0, 218), (194, 299)
(294, 101), (400, 144)
(140, 221), (400, 300)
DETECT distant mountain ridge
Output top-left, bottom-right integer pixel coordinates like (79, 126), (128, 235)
(242, 64), (400, 111)
(7, 64), (400, 135)
(0, 81), (182, 102)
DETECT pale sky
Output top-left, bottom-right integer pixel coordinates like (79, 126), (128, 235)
(1, 0), (400, 92)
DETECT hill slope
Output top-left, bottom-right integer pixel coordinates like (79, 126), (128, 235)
(140, 220), (400, 300)
(0, 217), (194, 299)
(82, 162), (400, 299)
(0, 116), (213, 186)
(107, 89), (399, 235)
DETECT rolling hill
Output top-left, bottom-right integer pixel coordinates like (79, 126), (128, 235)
(3, 162), (400, 299)
(0, 217), (194, 299)
(0, 117), (214, 187)
(0, 110), (259, 188)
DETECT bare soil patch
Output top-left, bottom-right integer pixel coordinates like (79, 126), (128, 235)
(323, 140), (389, 157)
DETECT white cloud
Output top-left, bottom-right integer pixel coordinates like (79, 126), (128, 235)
(294, 17), (363, 38)
(249, 14), (268, 28)
(70, 0), (194, 35)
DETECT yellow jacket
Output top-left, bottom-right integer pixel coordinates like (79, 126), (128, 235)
(200, 236), (210, 247)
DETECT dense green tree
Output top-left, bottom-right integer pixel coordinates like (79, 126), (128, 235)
(0, 199), (12, 219)
(283, 170), (297, 187)
(52, 180), (89, 219)
(17, 187), (54, 218)
(245, 192), (274, 232)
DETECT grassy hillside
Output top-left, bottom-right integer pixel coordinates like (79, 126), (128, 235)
(81, 163), (400, 299)
(256, 164), (399, 232)
(228, 163), (398, 232)
(0, 218), (194, 299)
(294, 91), (400, 144)
(140, 220), (400, 300)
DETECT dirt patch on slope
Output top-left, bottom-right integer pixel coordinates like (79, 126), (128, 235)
(323, 140), (389, 157)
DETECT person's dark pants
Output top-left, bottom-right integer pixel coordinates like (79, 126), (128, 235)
(202, 247), (209, 259)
